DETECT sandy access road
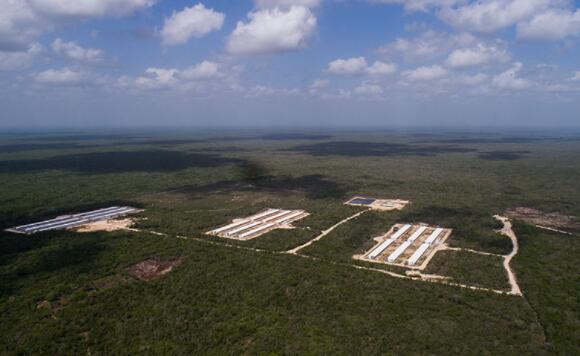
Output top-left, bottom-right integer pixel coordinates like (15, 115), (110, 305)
(286, 210), (368, 254)
(132, 214), (521, 296)
(494, 215), (523, 296)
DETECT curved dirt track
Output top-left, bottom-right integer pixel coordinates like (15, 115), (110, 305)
(285, 210), (368, 254)
(132, 213), (524, 297)
(494, 215), (523, 296)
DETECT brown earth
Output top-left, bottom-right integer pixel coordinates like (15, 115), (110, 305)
(126, 257), (182, 282)
(505, 207), (580, 232)
(74, 218), (136, 233)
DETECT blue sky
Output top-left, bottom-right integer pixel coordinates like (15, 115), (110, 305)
(1, 0), (579, 129)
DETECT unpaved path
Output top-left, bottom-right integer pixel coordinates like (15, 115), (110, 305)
(285, 210), (368, 254)
(494, 215), (523, 296)
(534, 225), (574, 236)
(128, 214), (522, 296)
(444, 246), (503, 257)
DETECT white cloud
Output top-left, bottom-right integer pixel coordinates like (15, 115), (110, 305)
(366, 61), (397, 76)
(308, 79), (328, 95)
(571, 71), (580, 81)
(383, 0), (579, 41)
(445, 42), (509, 68)
(243, 84), (300, 97)
(439, 0), (555, 33)
(29, 0), (157, 18)
(0, 0), (156, 52)
(310, 79), (328, 89)
(120, 60), (233, 92)
(33, 67), (89, 85)
(403, 65), (448, 81)
(354, 82), (383, 96)
(160, 4), (225, 47)
(446, 73), (489, 85)
(226, 6), (316, 55)
(178, 61), (224, 80)
(517, 9), (580, 40)
(254, 0), (321, 9)
(493, 62), (533, 90)
(327, 57), (368, 75)
(544, 83), (579, 93)
(371, 0), (466, 13)
(0, 1), (44, 51)
(378, 30), (476, 61)
(52, 38), (104, 63)
(131, 67), (179, 90)
(0, 43), (41, 70)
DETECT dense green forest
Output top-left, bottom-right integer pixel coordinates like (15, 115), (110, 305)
(0, 130), (579, 354)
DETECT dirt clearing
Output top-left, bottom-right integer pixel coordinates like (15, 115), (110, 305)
(126, 257), (182, 282)
(74, 218), (137, 233)
(505, 207), (580, 233)
(345, 197), (409, 211)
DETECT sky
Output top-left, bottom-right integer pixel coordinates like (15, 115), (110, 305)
(0, 0), (579, 129)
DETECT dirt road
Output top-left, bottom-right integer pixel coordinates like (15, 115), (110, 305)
(494, 215), (523, 296)
(286, 210), (368, 254)
(131, 213), (523, 297)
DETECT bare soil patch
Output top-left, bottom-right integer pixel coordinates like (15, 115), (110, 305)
(74, 218), (136, 233)
(126, 257), (182, 282)
(505, 207), (580, 232)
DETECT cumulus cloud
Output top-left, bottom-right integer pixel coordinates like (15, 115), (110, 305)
(371, 0), (466, 13)
(29, 0), (157, 18)
(120, 61), (231, 92)
(517, 9), (580, 40)
(226, 6), (316, 55)
(52, 38), (104, 63)
(571, 71), (580, 81)
(378, 30), (476, 61)
(178, 61), (225, 80)
(128, 67), (178, 90)
(310, 79), (328, 89)
(243, 84), (300, 97)
(445, 73), (489, 85)
(326, 57), (397, 78)
(439, 0), (555, 33)
(327, 57), (368, 75)
(0, 0), (156, 52)
(160, 4), (225, 47)
(354, 82), (383, 96)
(384, 0), (579, 41)
(403, 65), (448, 81)
(366, 61), (397, 76)
(445, 42), (509, 68)
(0, 43), (41, 70)
(0, 1), (44, 51)
(33, 67), (91, 85)
(254, 0), (321, 9)
(493, 62), (533, 90)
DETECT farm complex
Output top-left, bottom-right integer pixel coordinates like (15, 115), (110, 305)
(357, 223), (452, 268)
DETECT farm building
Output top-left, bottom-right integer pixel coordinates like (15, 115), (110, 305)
(207, 209), (309, 240)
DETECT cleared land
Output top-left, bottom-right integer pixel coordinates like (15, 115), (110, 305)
(505, 207), (580, 234)
(126, 257), (182, 282)
(0, 130), (579, 353)
(74, 218), (136, 233)
(345, 196), (409, 211)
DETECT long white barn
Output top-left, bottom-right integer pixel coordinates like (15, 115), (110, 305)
(6, 206), (142, 235)
(207, 209), (309, 240)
